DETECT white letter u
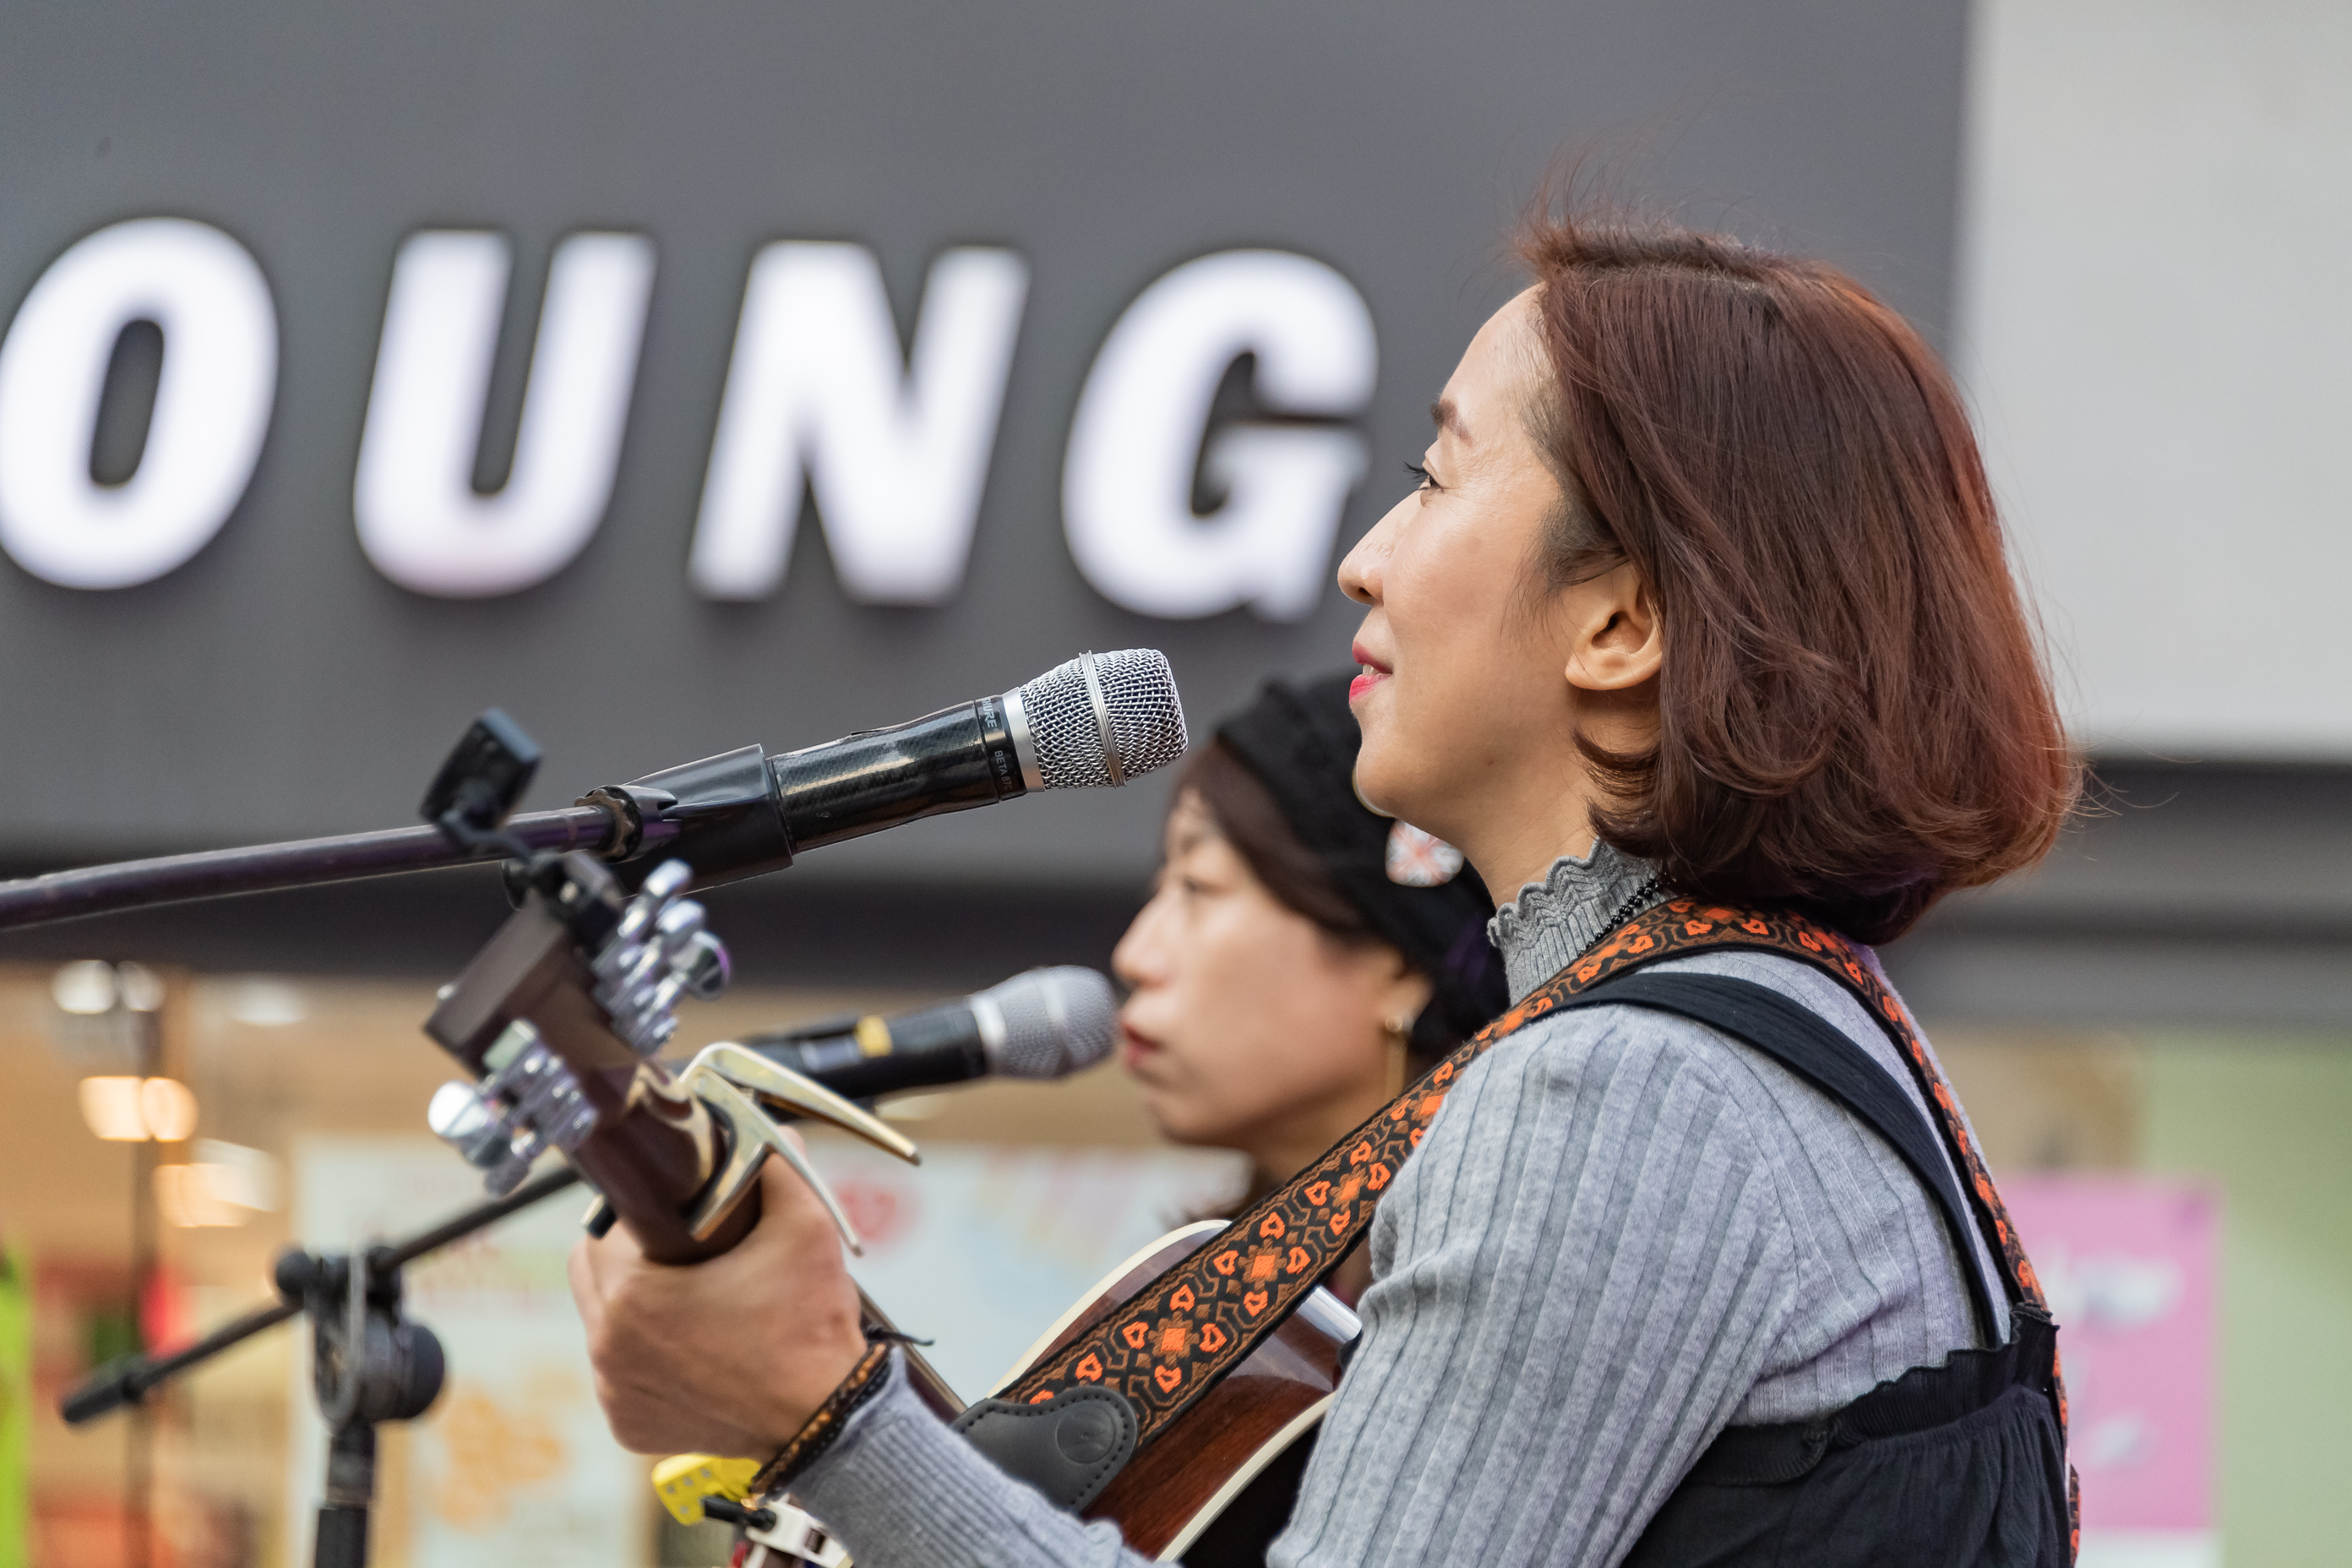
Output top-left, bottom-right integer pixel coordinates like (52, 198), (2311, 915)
(356, 231), (655, 597)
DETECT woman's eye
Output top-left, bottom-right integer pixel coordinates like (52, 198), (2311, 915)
(1404, 460), (1436, 493)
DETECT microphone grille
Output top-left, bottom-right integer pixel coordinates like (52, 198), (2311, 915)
(1015, 650), (1188, 790)
(977, 966), (1119, 1080)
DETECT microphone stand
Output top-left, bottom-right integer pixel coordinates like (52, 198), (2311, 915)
(0, 805), (636, 931)
(59, 1168), (583, 1568)
(0, 725), (796, 934)
(0, 659), (1096, 935)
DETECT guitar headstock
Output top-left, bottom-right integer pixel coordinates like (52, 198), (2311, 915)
(423, 854), (717, 1187)
(410, 715), (912, 1265)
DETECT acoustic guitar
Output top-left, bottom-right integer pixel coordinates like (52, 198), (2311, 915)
(424, 849), (1343, 1565)
(985, 1219), (1358, 1563)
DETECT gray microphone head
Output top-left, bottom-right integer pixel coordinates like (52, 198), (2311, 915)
(1004, 650), (1187, 791)
(971, 966), (1119, 1080)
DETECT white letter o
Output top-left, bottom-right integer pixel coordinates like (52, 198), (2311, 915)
(0, 218), (278, 589)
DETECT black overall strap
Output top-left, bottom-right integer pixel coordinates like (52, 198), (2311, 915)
(1546, 970), (2004, 1345)
(974, 900), (2065, 1534)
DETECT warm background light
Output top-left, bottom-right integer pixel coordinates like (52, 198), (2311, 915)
(225, 979), (306, 1028)
(76, 1075), (199, 1141)
(154, 1164), (239, 1228)
(117, 960), (166, 1013)
(76, 1075), (145, 1140)
(51, 959), (117, 1016)
(139, 1077), (198, 1141)
(152, 1140), (281, 1228)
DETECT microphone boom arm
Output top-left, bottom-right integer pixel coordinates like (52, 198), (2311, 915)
(0, 646), (1182, 933)
(0, 699), (1012, 932)
(0, 804), (640, 933)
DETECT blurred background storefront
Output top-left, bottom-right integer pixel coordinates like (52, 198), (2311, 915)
(0, 2), (2341, 1565)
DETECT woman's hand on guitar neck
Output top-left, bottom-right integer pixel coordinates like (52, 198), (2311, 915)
(569, 1157), (870, 1458)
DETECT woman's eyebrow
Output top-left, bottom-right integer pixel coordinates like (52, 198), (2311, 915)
(1430, 397), (1473, 445)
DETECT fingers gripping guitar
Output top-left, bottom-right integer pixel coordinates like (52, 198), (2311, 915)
(570, 1158), (873, 1458)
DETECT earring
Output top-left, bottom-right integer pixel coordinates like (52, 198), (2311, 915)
(1382, 1014), (1413, 1097)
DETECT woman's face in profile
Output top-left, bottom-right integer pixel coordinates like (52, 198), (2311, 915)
(1339, 293), (1583, 852)
(1113, 792), (1422, 1163)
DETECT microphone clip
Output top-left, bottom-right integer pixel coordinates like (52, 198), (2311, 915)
(420, 709), (543, 858)
(579, 743), (796, 892)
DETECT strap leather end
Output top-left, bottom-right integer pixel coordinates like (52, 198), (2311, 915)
(950, 1386), (1137, 1512)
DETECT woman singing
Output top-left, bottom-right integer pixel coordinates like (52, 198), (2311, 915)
(571, 204), (2078, 1566)
(1117, 674), (1506, 1301)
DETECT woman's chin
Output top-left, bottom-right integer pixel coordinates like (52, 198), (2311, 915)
(1351, 754), (1415, 825)
(1147, 1112), (1220, 1151)
(1135, 1092), (1236, 1152)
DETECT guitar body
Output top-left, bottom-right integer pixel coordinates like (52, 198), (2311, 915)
(990, 1222), (1342, 1563)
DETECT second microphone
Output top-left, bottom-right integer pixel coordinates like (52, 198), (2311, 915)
(740, 966), (1118, 1102)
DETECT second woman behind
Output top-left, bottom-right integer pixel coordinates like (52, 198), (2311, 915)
(1113, 672), (1506, 1297)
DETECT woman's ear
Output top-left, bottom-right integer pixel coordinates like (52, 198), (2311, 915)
(1560, 561), (1662, 694)
(1375, 953), (1436, 1033)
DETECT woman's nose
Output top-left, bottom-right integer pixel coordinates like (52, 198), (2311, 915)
(1338, 495), (1405, 606)
(1112, 896), (1168, 988)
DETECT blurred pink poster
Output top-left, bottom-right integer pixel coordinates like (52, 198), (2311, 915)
(2002, 1175), (2218, 1568)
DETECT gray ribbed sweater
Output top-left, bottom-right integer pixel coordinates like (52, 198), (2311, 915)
(792, 843), (2006, 1567)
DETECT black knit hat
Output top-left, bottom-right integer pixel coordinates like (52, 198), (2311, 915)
(1215, 672), (1507, 1048)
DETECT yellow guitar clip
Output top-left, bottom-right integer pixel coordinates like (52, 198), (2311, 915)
(651, 1452), (761, 1526)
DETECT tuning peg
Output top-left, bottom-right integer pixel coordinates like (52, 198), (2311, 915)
(676, 932), (731, 1002)
(607, 900), (702, 1000)
(654, 897), (706, 948)
(611, 859), (693, 950)
(596, 896), (730, 1055)
(427, 1080), (509, 1168)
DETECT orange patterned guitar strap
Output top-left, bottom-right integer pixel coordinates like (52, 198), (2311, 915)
(988, 898), (2064, 1495)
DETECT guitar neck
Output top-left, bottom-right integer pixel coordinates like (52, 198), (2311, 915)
(858, 1289), (964, 1418)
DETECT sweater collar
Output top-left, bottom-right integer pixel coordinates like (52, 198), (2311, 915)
(1485, 841), (1666, 1003)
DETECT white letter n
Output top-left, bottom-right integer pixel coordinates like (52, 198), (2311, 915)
(689, 243), (1027, 604)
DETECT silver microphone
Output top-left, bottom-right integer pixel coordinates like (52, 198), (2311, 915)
(1001, 649), (1190, 791)
(597, 650), (1188, 886)
(743, 966), (1119, 1099)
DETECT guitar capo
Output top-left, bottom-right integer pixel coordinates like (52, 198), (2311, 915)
(582, 1044), (919, 1255)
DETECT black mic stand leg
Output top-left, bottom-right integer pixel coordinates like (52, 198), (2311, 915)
(281, 1243), (447, 1568)
(315, 1424), (378, 1568)
(57, 1170), (580, 1568)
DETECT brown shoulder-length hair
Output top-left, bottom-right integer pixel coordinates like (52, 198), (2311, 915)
(1516, 210), (2076, 945)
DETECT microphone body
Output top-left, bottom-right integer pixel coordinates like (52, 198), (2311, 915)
(776, 694), (1027, 853)
(585, 651), (1185, 891)
(742, 966), (1118, 1101)
(754, 999), (994, 1100)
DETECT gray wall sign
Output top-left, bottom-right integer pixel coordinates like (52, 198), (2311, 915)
(0, 0), (1969, 889)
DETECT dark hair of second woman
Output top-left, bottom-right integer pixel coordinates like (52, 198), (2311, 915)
(1113, 711), (1502, 1277)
